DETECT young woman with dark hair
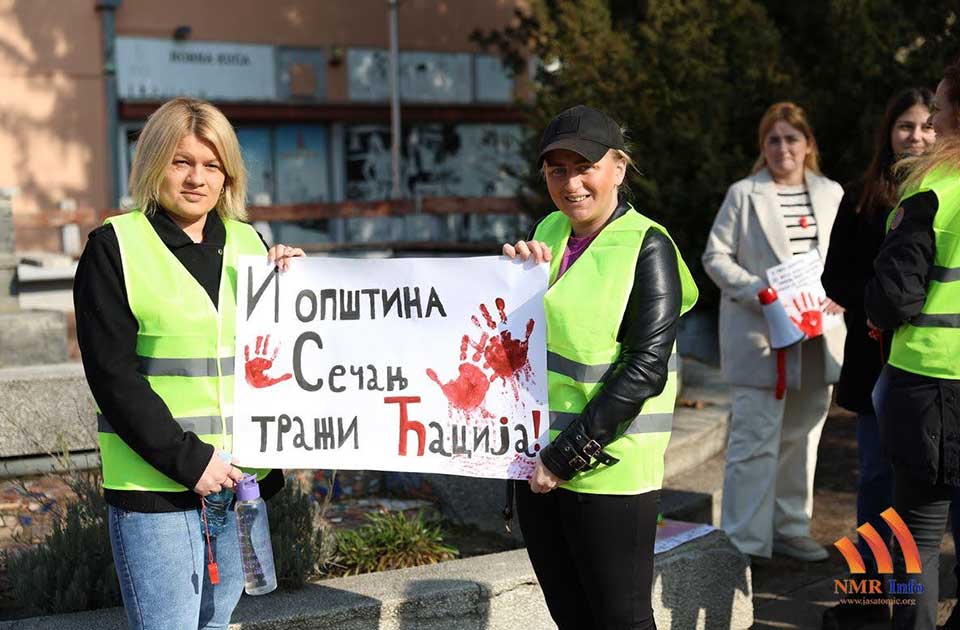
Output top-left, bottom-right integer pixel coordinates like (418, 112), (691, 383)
(821, 87), (936, 627)
(866, 62), (960, 629)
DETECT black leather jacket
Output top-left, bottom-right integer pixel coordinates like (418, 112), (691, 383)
(535, 204), (684, 480)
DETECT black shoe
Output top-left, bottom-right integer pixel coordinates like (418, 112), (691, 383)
(822, 601), (889, 630)
(943, 602), (960, 630)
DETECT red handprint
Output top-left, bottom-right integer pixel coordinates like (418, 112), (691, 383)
(244, 334), (292, 388)
(475, 298), (535, 385)
(426, 298), (535, 417)
(425, 363), (491, 413)
(790, 292), (824, 338)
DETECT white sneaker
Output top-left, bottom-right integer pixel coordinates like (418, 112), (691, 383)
(773, 536), (829, 562)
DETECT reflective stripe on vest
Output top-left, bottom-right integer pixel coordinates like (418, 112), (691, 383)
(889, 167), (960, 379)
(930, 266), (960, 283)
(548, 410), (674, 434)
(534, 206), (698, 495)
(96, 211), (268, 492)
(138, 356), (236, 377)
(98, 414), (234, 436)
(547, 351), (679, 383)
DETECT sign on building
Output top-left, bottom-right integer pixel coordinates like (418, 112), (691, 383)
(116, 37), (277, 102)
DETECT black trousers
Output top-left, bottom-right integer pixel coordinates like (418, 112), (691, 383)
(515, 483), (659, 630)
(891, 468), (954, 630)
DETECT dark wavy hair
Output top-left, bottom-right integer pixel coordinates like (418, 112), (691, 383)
(857, 87), (934, 216)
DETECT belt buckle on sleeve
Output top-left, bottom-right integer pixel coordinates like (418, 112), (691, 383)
(568, 454), (588, 470)
(583, 440), (602, 457)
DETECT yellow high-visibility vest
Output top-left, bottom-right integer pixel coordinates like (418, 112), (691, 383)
(96, 210), (269, 491)
(889, 166), (960, 380)
(534, 206), (698, 494)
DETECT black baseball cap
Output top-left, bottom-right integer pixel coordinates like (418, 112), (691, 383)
(537, 105), (625, 167)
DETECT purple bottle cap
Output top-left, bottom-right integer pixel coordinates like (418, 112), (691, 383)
(236, 473), (261, 502)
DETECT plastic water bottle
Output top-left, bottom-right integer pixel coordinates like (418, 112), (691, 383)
(235, 474), (277, 595)
(202, 451), (234, 538)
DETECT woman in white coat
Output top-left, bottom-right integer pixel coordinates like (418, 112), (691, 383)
(703, 101), (846, 562)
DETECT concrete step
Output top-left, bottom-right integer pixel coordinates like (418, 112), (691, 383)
(0, 532), (752, 630)
(660, 359), (728, 526)
(662, 451), (726, 527)
(664, 358), (729, 481)
(665, 399), (728, 481)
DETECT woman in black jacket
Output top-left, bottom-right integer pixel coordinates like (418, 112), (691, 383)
(74, 98), (303, 630)
(821, 87), (935, 626)
(502, 105), (698, 630)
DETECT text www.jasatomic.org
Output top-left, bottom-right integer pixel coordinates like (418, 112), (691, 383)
(838, 598), (915, 606)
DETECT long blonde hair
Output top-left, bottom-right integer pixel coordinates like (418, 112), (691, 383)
(128, 97), (248, 221)
(900, 60), (960, 192)
(751, 101), (822, 176)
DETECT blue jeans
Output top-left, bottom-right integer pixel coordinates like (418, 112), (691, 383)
(855, 412), (894, 573)
(108, 506), (243, 630)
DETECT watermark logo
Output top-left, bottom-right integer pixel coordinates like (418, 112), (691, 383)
(832, 507), (923, 603)
(834, 507), (921, 574)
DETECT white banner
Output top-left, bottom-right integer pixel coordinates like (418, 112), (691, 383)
(232, 256), (549, 480)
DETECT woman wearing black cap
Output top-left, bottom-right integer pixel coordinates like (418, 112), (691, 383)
(503, 105), (699, 629)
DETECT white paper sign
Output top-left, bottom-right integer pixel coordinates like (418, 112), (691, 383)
(232, 256), (549, 480)
(765, 250), (842, 338)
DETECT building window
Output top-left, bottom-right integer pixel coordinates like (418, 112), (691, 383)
(235, 124), (330, 206)
(345, 123), (525, 200)
(236, 127), (273, 205)
(274, 125), (330, 204)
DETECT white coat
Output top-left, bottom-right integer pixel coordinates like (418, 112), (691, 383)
(702, 168), (846, 389)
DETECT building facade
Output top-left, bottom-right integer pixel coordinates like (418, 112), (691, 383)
(2, 0), (528, 251)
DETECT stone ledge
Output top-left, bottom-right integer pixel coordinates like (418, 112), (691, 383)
(0, 311), (68, 368)
(0, 530), (752, 630)
(0, 362), (95, 460)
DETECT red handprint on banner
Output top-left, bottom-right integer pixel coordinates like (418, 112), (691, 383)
(425, 363), (491, 415)
(475, 298), (535, 385)
(426, 298), (535, 417)
(244, 334), (292, 388)
(790, 292), (825, 338)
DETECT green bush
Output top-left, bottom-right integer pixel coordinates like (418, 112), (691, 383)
(332, 511), (458, 576)
(4, 468), (330, 615)
(5, 471), (120, 615)
(2, 464), (451, 609)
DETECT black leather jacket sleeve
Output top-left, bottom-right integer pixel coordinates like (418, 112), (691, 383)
(539, 228), (683, 480)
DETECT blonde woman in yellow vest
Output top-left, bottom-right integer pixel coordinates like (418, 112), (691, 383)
(74, 98), (303, 630)
(866, 60), (960, 630)
(502, 106), (698, 630)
